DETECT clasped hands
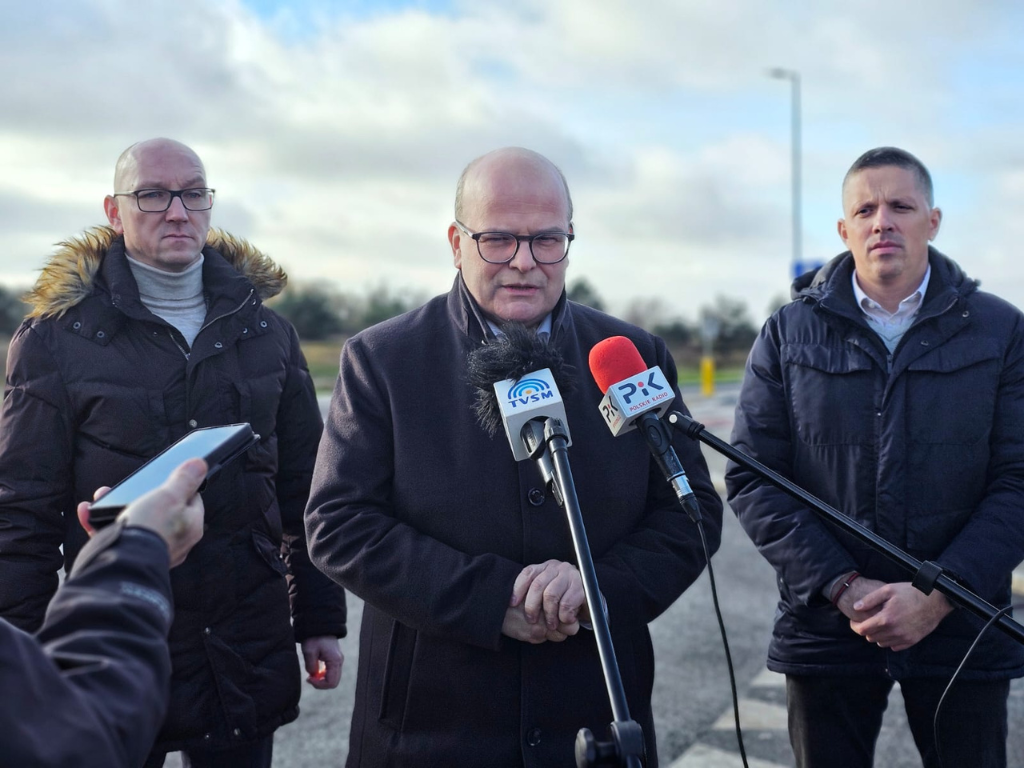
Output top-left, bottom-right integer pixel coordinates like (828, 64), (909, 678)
(834, 575), (954, 652)
(501, 559), (592, 644)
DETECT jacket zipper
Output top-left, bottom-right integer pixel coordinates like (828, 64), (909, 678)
(183, 288), (256, 428)
(169, 330), (190, 360)
(197, 289), (255, 338)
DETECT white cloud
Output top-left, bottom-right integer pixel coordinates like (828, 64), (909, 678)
(2, 0), (1024, 322)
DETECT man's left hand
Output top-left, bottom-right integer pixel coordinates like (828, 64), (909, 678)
(849, 582), (954, 652)
(300, 636), (344, 690)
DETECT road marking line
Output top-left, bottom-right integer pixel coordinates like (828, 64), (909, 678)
(750, 669), (786, 687)
(668, 742), (790, 768)
(711, 697), (789, 731)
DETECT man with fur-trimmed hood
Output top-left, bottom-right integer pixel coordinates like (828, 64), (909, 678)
(0, 138), (347, 767)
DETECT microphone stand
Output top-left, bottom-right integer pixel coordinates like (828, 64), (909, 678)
(667, 411), (1024, 647)
(520, 419), (646, 768)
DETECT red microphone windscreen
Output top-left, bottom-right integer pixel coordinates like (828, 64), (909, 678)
(589, 336), (647, 394)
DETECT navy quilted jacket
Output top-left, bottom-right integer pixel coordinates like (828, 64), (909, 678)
(726, 248), (1024, 680)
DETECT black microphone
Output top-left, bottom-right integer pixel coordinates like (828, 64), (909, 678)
(467, 323), (577, 499)
(588, 336), (701, 522)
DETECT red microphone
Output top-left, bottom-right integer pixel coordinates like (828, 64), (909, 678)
(588, 336), (701, 520)
(588, 336), (647, 395)
(589, 336), (674, 437)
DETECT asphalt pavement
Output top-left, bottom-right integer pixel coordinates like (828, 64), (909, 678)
(162, 384), (1024, 767)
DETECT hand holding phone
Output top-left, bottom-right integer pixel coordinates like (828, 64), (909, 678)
(86, 424), (260, 530)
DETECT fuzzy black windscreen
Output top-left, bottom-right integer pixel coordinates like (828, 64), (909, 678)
(466, 322), (577, 437)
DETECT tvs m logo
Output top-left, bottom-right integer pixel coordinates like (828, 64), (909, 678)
(506, 378), (555, 408)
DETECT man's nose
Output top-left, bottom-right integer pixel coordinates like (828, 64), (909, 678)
(166, 195), (189, 221)
(872, 206), (894, 231)
(507, 240), (536, 271)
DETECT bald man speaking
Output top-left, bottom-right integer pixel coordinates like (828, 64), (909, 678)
(305, 147), (723, 767)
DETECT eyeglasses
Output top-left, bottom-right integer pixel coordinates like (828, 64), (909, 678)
(454, 220), (574, 265)
(113, 188), (216, 213)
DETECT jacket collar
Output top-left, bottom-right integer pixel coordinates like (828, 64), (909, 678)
(793, 247), (976, 324)
(24, 225), (288, 320)
(445, 272), (570, 346)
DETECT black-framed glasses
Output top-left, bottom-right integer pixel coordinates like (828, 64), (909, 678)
(113, 188), (216, 213)
(454, 220), (574, 264)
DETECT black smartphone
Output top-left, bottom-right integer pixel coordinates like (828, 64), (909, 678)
(87, 423), (260, 529)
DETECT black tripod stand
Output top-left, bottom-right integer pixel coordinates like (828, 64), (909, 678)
(521, 418), (647, 767)
(667, 410), (1024, 646)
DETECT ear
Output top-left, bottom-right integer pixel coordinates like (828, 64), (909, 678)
(836, 218), (848, 247)
(448, 223), (463, 270)
(104, 195), (125, 234)
(929, 207), (942, 241)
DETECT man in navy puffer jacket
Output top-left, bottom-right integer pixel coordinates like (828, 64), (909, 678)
(727, 147), (1024, 768)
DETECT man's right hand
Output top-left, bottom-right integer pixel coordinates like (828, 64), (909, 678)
(78, 458), (207, 567)
(834, 575), (886, 621)
(501, 603), (579, 643)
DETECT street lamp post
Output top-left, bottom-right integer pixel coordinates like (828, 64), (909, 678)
(769, 67), (802, 278)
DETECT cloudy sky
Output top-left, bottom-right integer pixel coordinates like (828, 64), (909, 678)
(3, 0), (1024, 323)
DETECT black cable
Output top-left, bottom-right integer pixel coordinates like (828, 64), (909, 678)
(933, 600), (1021, 768)
(697, 518), (750, 768)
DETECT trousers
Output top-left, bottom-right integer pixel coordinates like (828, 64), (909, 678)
(786, 674), (1008, 768)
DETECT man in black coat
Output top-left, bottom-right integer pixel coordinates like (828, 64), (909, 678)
(726, 147), (1024, 768)
(2, 458), (206, 768)
(305, 147), (723, 767)
(0, 138), (347, 766)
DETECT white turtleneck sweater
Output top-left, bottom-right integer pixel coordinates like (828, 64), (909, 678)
(126, 255), (207, 348)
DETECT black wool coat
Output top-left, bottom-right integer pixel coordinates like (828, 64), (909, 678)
(0, 228), (347, 752)
(306, 276), (723, 767)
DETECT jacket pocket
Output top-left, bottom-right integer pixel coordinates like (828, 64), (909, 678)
(252, 528), (288, 578)
(905, 338), (1001, 445)
(378, 619), (417, 731)
(781, 343), (877, 446)
(73, 383), (170, 459)
(203, 631), (259, 736)
(234, 373), (283, 443)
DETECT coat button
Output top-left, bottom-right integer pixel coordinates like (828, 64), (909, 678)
(526, 727), (542, 746)
(203, 733), (211, 741)
(242, 328), (249, 334)
(73, 321), (82, 330)
(96, 330), (105, 339)
(203, 627), (211, 635)
(214, 341), (223, 349)
(233, 728), (242, 737)
(189, 419), (198, 428)
(528, 488), (545, 507)
(260, 320), (268, 328)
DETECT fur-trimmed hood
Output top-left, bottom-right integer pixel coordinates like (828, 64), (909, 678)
(23, 225), (288, 319)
